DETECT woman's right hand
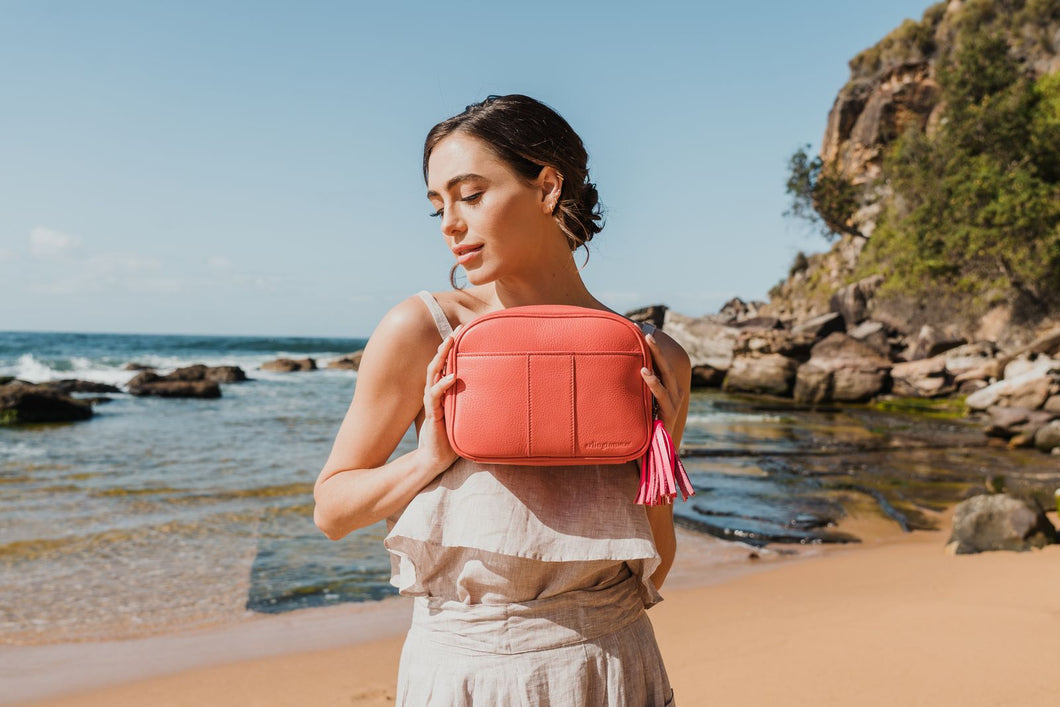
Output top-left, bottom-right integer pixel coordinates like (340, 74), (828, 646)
(416, 325), (462, 474)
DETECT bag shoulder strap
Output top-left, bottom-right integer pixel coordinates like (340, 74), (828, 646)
(416, 290), (454, 341)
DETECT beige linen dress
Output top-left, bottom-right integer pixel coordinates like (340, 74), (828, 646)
(384, 291), (676, 706)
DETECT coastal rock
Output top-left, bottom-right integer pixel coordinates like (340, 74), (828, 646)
(691, 365), (726, 388)
(947, 494), (1056, 554)
(722, 354), (799, 397)
(847, 319), (891, 357)
(661, 310), (739, 373)
(791, 312), (846, 340)
(890, 356), (955, 398)
(326, 351), (363, 370)
(733, 329), (816, 360)
(908, 324), (966, 361)
(1044, 395), (1060, 414)
(793, 332), (891, 403)
(964, 364), (1060, 411)
(122, 362), (155, 371)
(39, 379), (122, 395)
(1034, 420), (1060, 453)
(983, 406), (1058, 440)
(943, 341), (998, 377)
(0, 383), (94, 424)
(204, 366), (248, 383)
(717, 298), (764, 324)
(126, 372), (222, 398)
(1003, 355), (1059, 381)
(731, 316), (784, 331)
(625, 304), (668, 330)
(829, 275), (884, 328)
(260, 358), (317, 372)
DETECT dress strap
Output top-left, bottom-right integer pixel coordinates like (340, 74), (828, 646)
(416, 290), (454, 340)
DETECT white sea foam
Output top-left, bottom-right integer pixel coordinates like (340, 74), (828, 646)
(1, 351), (358, 389)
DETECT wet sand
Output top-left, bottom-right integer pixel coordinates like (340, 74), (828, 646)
(9, 508), (1060, 706)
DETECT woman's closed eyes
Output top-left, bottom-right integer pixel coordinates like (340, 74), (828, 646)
(430, 192), (483, 219)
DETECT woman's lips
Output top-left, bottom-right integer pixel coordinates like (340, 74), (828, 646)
(454, 244), (483, 265)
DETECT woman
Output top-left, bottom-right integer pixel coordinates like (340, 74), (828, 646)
(314, 94), (691, 705)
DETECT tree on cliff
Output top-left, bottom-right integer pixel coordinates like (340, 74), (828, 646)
(785, 0), (1060, 322)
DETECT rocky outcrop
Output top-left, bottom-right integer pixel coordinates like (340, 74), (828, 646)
(125, 364), (243, 398)
(723, 354), (799, 397)
(326, 352), (363, 370)
(0, 382), (94, 424)
(793, 333), (891, 404)
(260, 358), (317, 372)
(946, 493), (1056, 554)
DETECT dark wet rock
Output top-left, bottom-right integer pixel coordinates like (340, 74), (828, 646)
(791, 311), (845, 340)
(723, 354), (799, 396)
(260, 358), (317, 372)
(326, 352), (363, 371)
(793, 332), (891, 404)
(983, 406), (1057, 439)
(676, 513), (860, 547)
(947, 494), (1056, 554)
(829, 275), (883, 328)
(1034, 420), (1060, 453)
(84, 396), (114, 405)
(0, 376), (15, 386)
(122, 362), (156, 371)
(625, 304), (667, 330)
(0, 383), (94, 424)
(691, 365), (726, 388)
(39, 379), (122, 395)
(126, 372), (221, 398)
(890, 357), (955, 398)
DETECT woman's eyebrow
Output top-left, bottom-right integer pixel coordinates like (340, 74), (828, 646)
(426, 173), (487, 198)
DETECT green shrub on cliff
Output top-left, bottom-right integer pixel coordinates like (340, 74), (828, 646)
(857, 29), (1060, 312)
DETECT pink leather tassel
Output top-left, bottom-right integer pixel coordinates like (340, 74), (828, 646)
(636, 419), (695, 506)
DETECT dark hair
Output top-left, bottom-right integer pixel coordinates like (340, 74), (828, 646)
(423, 94), (604, 288)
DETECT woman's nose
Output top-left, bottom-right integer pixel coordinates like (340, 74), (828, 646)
(440, 208), (466, 237)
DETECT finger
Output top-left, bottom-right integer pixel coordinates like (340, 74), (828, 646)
(424, 373), (456, 417)
(425, 334), (456, 387)
(641, 367), (676, 420)
(645, 333), (680, 403)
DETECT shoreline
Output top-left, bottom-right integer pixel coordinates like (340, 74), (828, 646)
(3, 503), (992, 706)
(14, 515), (1058, 707)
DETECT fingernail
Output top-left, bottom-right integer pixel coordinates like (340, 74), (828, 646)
(641, 367), (650, 376)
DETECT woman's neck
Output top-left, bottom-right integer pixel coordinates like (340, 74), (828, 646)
(488, 264), (602, 310)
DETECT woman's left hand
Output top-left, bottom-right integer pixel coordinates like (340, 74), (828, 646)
(640, 332), (684, 436)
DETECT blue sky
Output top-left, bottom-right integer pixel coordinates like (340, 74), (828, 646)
(0, 0), (933, 338)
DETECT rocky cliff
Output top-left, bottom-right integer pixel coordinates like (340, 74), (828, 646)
(761, 0), (1060, 349)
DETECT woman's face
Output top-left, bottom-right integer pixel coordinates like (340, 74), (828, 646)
(426, 133), (557, 286)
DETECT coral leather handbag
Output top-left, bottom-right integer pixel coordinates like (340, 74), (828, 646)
(441, 305), (694, 505)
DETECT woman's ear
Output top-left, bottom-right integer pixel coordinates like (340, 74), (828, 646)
(538, 166), (563, 214)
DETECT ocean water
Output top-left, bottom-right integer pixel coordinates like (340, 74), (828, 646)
(2, 329), (1043, 647)
(0, 330), (399, 645)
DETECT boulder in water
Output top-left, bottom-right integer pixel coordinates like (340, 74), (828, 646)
(0, 383), (94, 424)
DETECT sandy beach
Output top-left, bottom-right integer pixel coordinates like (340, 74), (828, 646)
(8, 507), (1059, 707)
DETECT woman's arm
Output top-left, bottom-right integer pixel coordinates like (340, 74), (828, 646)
(313, 295), (459, 540)
(640, 331), (692, 590)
